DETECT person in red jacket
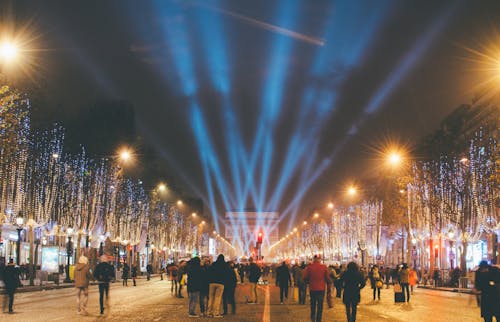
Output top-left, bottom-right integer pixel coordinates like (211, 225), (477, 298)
(303, 255), (332, 322)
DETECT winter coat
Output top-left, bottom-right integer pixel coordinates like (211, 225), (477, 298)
(93, 262), (115, 283)
(341, 269), (366, 305)
(131, 266), (138, 278)
(292, 265), (304, 286)
(276, 264), (292, 287)
(409, 270), (418, 286)
(167, 264), (178, 281)
(475, 266), (500, 317)
(248, 263), (262, 283)
(74, 263), (92, 288)
(303, 262), (331, 292)
(122, 264), (130, 279)
(398, 268), (409, 284)
(187, 259), (205, 293)
(369, 267), (383, 289)
(2, 264), (20, 292)
(200, 265), (210, 294)
(224, 266), (238, 290)
(208, 259), (229, 285)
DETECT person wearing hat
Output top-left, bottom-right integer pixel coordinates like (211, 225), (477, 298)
(74, 255), (93, 315)
(93, 255), (115, 315)
(474, 260), (500, 322)
(303, 255), (331, 322)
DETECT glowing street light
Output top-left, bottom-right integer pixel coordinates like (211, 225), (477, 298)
(314, 213), (319, 219)
(0, 41), (18, 62)
(192, 212), (197, 218)
(347, 186), (357, 196)
(157, 183), (166, 192)
(119, 149), (132, 162)
(327, 202), (334, 209)
(177, 200), (183, 206)
(387, 152), (402, 167)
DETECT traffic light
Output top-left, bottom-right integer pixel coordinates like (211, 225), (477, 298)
(257, 232), (263, 244)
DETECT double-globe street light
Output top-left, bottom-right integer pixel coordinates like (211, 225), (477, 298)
(64, 228), (74, 283)
(15, 215), (23, 266)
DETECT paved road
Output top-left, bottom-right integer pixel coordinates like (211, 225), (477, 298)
(0, 277), (482, 321)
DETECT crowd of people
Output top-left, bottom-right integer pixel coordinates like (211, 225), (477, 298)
(0, 254), (498, 321)
(163, 254), (425, 322)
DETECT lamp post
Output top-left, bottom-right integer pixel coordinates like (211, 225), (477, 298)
(146, 235), (150, 280)
(64, 228), (74, 283)
(15, 216), (24, 266)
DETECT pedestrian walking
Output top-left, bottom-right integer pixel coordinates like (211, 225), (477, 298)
(207, 254), (229, 318)
(293, 262), (307, 304)
(409, 267), (418, 294)
(122, 262), (130, 286)
(74, 255), (93, 315)
(327, 265), (338, 308)
(238, 263), (245, 284)
(276, 261), (292, 304)
(368, 265), (383, 301)
(146, 263), (153, 281)
(167, 262), (179, 295)
(178, 260), (187, 298)
(187, 257), (204, 317)
(340, 261), (366, 322)
(303, 255), (331, 322)
(398, 263), (410, 302)
(2, 259), (21, 314)
(223, 261), (237, 315)
(131, 264), (138, 286)
(93, 255), (115, 315)
(383, 266), (391, 289)
(334, 264), (344, 298)
(247, 257), (262, 304)
(474, 260), (500, 322)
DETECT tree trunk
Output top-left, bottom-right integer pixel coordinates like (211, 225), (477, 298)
(460, 238), (468, 277)
(29, 225), (35, 286)
(76, 232), (82, 259)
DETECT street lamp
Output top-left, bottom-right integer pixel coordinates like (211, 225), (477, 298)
(0, 41), (18, 62)
(146, 235), (150, 280)
(157, 183), (166, 192)
(15, 215), (24, 266)
(64, 228), (74, 283)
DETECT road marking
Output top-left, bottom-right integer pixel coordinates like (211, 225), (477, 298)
(262, 284), (271, 322)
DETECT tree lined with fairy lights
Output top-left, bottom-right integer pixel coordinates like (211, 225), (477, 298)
(0, 84), (209, 264)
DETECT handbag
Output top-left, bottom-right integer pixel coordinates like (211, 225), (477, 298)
(180, 273), (187, 286)
(376, 280), (383, 288)
(393, 283), (402, 293)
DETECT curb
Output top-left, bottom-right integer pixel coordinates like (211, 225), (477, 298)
(417, 285), (474, 294)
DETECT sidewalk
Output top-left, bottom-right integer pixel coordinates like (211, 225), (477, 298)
(417, 284), (474, 294)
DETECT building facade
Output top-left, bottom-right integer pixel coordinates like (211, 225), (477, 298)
(224, 210), (279, 258)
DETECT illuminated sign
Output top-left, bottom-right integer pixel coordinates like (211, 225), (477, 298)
(209, 238), (216, 255)
(41, 247), (59, 273)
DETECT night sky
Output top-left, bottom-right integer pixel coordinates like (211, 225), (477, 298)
(4, 0), (500, 231)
